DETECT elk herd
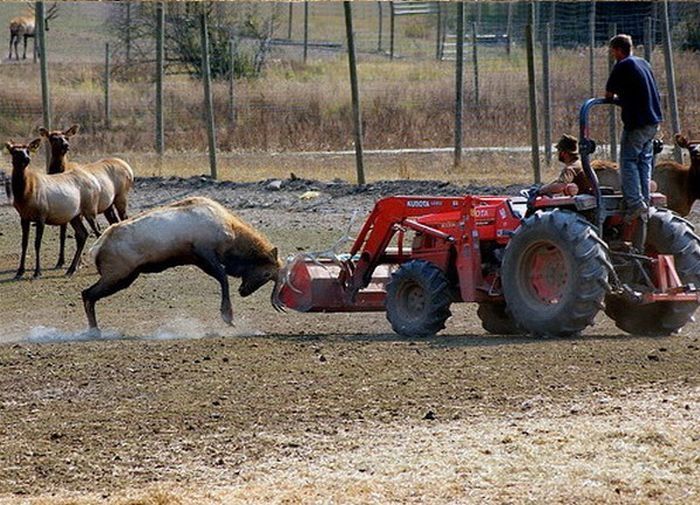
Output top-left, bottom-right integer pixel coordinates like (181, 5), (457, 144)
(2, 127), (700, 333)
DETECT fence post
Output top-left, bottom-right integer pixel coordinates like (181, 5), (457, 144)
(36, 1), (51, 170)
(377, 2), (383, 53)
(229, 39), (236, 129)
(343, 1), (365, 185)
(126, 1), (132, 63)
(472, 21), (479, 110)
(454, 2), (464, 169)
(200, 12), (218, 179)
(589, 0), (596, 98)
(608, 23), (617, 162)
(287, 2), (293, 39)
(506, 1), (513, 56)
(303, 1), (309, 63)
(390, 2), (395, 60)
(542, 23), (552, 166)
(104, 43), (111, 130)
(526, 23), (541, 184)
(644, 16), (653, 63)
(435, 3), (441, 60)
(661, 0), (682, 163)
(155, 2), (164, 159)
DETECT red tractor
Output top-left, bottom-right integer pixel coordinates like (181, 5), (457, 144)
(275, 99), (700, 337)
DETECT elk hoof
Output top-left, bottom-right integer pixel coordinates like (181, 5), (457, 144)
(14, 270), (24, 280)
(221, 306), (234, 325)
(32, 272), (42, 280)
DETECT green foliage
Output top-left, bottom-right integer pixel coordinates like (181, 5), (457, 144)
(677, 19), (700, 51)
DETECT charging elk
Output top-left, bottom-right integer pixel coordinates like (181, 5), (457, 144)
(82, 197), (283, 332)
(8, 2), (58, 61)
(6, 139), (101, 278)
(39, 124), (134, 268)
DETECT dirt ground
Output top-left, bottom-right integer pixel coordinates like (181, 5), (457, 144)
(0, 176), (698, 504)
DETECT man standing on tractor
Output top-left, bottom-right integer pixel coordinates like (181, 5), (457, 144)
(538, 134), (593, 196)
(605, 34), (663, 249)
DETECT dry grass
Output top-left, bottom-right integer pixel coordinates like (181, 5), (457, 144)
(2, 46), (700, 176)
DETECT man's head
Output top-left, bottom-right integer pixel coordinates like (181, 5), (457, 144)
(609, 34), (633, 62)
(555, 134), (578, 163)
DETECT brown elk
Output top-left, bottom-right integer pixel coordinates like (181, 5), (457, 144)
(6, 138), (101, 278)
(8, 2), (58, 61)
(82, 196), (283, 332)
(591, 134), (700, 217)
(39, 124), (134, 268)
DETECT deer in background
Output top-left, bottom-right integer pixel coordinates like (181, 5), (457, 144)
(8, 2), (58, 61)
(38, 125), (135, 268)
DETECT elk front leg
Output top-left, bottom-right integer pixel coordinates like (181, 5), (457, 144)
(194, 249), (233, 324)
(82, 272), (139, 331)
(33, 220), (45, 278)
(15, 219), (30, 279)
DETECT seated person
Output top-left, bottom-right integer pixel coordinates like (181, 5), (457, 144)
(538, 134), (594, 196)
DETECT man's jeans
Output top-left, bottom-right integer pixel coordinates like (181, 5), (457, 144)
(620, 124), (659, 212)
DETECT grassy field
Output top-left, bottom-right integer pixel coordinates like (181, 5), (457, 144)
(0, 2), (699, 186)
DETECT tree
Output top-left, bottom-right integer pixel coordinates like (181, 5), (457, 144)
(106, 1), (282, 79)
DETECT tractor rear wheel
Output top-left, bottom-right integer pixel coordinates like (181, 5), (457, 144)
(477, 303), (523, 335)
(501, 209), (610, 337)
(605, 208), (700, 336)
(385, 260), (452, 338)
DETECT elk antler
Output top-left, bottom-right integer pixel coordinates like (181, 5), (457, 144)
(45, 3), (59, 21)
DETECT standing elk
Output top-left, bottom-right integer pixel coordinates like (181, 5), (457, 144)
(592, 134), (700, 217)
(8, 2), (58, 61)
(83, 197), (283, 332)
(39, 124), (134, 268)
(6, 138), (101, 278)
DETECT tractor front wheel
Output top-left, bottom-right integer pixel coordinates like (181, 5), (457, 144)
(385, 260), (452, 338)
(605, 208), (700, 336)
(501, 209), (610, 337)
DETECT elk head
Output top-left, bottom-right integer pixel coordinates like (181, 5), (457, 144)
(27, 2), (59, 31)
(675, 133), (700, 161)
(38, 124), (78, 157)
(5, 138), (41, 170)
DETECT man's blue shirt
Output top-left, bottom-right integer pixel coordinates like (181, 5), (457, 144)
(606, 55), (663, 129)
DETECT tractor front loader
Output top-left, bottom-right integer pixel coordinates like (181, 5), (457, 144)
(275, 99), (700, 337)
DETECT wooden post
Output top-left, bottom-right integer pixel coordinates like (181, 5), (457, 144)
(644, 16), (653, 63)
(287, 2), (293, 39)
(377, 2), (383, 53)
(36, 1), (51, 170)
(200, 12), (218, 179)
(390, 2), (395, 60)
(506, 2), (513, 56)
(608, 23), (617, 162)
(104, 43), (111, 129)
(155, 2), (164, 156)
(542, 23), (552, 166)
(435, 3), (441, 60)
(589, 0), (596, 98)
(343, 1), (365, 185)
(472, 21), (479, 110)
(454, 2), (464, 169)
(526, 23), (541, 183)
(229, 39), (236, 129)
(303, 1), (309, 63)
(662, 0), (682, 163)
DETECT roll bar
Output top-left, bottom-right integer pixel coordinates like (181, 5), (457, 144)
(578, 97), (621, 230)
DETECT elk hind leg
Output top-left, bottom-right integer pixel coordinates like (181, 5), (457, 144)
(55, 224), (66, 269)
(82, 272), (139, 330)
(114, 195), (129, 221)
(32, 220), (45, 278)
(104, 205), (119, 225)
(66, 217), (88, 276)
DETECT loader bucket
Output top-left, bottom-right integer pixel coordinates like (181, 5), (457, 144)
(277, 256), (394, 313)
